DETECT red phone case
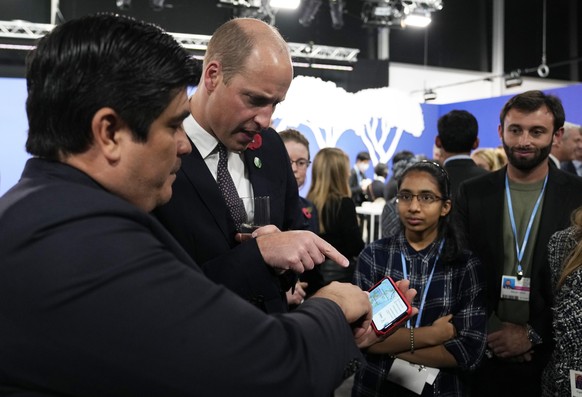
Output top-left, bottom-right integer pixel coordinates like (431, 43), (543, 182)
(368, 276), (413, 336)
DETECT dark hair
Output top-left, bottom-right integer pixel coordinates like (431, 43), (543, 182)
(499, 90), (565, 134)
(356, 151), (371, 161)
(437, 110), (478, 153)
(25, 13), (200, 160)
(279, 128), (310, 159)
(398, 160), (463, 263)
(374, 163), (388, 178)
(391, 150), (414, 169)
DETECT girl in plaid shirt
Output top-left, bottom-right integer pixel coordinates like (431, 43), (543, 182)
(353, 161), (487, 397)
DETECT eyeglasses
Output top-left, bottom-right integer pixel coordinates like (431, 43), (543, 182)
(396, 192), (444, 205)
(290, 159), (311, 169)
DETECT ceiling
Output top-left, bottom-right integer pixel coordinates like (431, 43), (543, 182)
(0, 0), (580, 82)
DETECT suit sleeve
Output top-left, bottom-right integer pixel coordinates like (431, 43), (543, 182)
(0, 210), (363, 396)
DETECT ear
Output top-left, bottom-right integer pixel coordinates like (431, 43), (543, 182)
(440, 199), (452, 217)
(203, 60), (222, 92)
(435, 136), (443, 149)
(90, 107), (127, 163)
(472, 137), (480, 150)
(497, 124), (503, 140)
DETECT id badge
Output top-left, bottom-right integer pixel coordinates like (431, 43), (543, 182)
(500, 275), (530, 302)
(569, 369), (582, 396)
(386, 358), (440, 395)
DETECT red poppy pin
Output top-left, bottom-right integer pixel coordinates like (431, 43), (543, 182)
(248, 133), (262, 150)
(302, 207), (313, 219)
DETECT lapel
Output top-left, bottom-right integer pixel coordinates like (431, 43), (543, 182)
(243, 143), (270, 198)
(179, 140), (232, 241)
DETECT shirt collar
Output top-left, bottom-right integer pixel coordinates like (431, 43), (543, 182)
(183, 114), (220, 159)
(443, 154), (472, 165)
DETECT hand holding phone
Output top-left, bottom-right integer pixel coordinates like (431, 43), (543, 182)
(369, 276), (413, 336)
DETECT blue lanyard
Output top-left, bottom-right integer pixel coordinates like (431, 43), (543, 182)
(504, 173), (548, 279)
(400, 239), (445, 328)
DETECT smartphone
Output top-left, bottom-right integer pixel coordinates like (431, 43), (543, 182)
(368, 276), (412, 336)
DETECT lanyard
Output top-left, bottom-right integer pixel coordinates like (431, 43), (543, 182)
(400, 239), (445, 328)
(504, 173), (548, 279)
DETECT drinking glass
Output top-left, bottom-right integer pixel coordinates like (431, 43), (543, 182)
(239, 196), (270, 233)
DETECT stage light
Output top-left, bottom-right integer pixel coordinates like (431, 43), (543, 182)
(270, 0), (300, 9)
(504, 70), (522, 88)
(116, 0), (131, 10)
(150, 0), (165, 11)
(298, 0), (322, 27)
(423, 89), (437, 101)
(403, 12), (432, 28)
(329, 0), (344, 29)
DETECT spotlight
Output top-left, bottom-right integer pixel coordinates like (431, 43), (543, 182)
(329, 0), (344, 29)
(116, 0), (131, 10)
(403, 12), (432, 28)
(504, 70), (522, 88)
(150, 0), (165, 11)
(298, 0), (322, 27)
(423, 89), (437, 101)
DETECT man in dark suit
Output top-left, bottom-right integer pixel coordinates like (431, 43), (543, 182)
(349, 151), (372, 205)
(154, 18), (314, 314)
(456, 90), (582, 396)
(0, 14), (400, 395)
(435, 109), (487, 199)
(559, 121), (582, 175)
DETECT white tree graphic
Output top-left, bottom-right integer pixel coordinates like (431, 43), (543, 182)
(273, 76), (425, 165)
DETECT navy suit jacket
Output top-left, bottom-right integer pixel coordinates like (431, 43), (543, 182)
(0, 158), (363, 396)
(154, 127), (305, 313)
(561, 160), (578, 175)
(456, 165), (582, 359)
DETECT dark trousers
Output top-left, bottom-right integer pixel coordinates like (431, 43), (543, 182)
(471, 355), (546, 397)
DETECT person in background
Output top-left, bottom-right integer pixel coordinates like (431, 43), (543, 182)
(541, 206), (582, 396)
(154, 18), (308, 314)
(471, 147), (507, 171)
(366, 162), (388, 202)
(353, 160), (487, 397)
(435, 109), (488, 199)
(349, 151), (372, 206)
(0, 14), (404, 395)
(456, 90), (582, 396)
(433, 143), (444, 164)
(308, 148), (365, 284)
(559, 122), (582, 176)
(280, 128), (324, 304)
(549, 121), (581, 168)
(384, 150), (415, 200)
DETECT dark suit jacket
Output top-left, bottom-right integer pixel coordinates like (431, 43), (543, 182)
(0, 158), (363, 396)
(561, 160), (578, 175)
(443, 157), (488, 200)
(154, 127), (305, 313)
(456, 165), (582, 360)
(349, 168), (367, 205)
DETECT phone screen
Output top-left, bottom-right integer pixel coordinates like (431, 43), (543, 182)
(369, 277), (410, 333)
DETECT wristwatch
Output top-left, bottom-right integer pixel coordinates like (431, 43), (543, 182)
(526, 323), (542, 346)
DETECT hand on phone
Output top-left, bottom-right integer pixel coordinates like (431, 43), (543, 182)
(369, 276), (413, 336)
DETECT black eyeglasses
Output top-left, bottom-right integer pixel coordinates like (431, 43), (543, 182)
(396, 192), (444, 205)
(290, 159), (311, 169)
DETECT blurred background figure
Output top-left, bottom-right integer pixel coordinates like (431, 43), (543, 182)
(542, 206), (582, 396)
(550, 121), (581, 168)
(366, 162), (388, 203)
(559, 122), (582, 176)
(349, 151), (372, 206)
(279, 128), (324, 306)
(471, 147), (507, 171)
(435, 109), (487, 199)
(308, 148), (365, 284)
(384, 150), (415, 201)
(432, 143), (444, 164)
